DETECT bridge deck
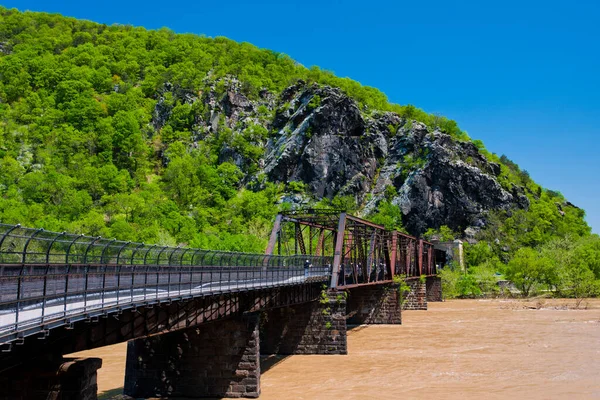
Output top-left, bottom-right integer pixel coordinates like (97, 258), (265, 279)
(0, 263), (330, 346)
(0, 213), (438, 349)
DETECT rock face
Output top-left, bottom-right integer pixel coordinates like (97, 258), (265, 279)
(264, 83), (381, 198)
(155, 79), (529, 237)
(369, 123), (530, 234)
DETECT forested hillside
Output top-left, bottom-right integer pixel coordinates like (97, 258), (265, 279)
(0, 8), (598, 297)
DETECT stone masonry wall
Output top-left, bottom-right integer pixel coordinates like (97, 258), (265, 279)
(346, 284), (402, 325)
(261, 292), (347, 355)
(124, 315), (261, 398)
(426, 276), (443, 302)
(402, 279), (427, 310)
(0, 357), (102, 400)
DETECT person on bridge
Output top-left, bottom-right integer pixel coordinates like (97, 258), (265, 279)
(304, 259), (312, 279)
(378, 261), (386, 280)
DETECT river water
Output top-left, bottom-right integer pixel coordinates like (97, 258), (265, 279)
(72, 299), (600, 399)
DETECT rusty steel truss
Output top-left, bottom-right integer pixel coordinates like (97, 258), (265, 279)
(265, 209), (436, 289)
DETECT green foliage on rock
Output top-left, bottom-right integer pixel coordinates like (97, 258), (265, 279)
(424, 225), (456, 242)
(370, 200), (403, 231)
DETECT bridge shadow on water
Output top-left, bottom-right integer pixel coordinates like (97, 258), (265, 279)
(98, 387), (236, 400)
(347, 324), (370, 332)
(97, 388), (126, 400)
(260, 353), (293, 374)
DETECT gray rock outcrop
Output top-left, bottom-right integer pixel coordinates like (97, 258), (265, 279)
(155, 79), (529, 237)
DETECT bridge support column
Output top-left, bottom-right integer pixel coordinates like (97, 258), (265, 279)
(0, 357), (102, 400)
(403, 279), (427, 310)
(346, 284), (402, 324)
(261, 291), (347, 355)
(124, 314), (261, 398)
(426, 276), (443, 302)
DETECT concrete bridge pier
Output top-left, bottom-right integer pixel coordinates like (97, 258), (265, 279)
(260, 291), (347, 355)
(346, 283), (403, 324)
(124, 314), (261, 398)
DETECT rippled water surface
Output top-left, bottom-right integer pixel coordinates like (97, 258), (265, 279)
(73, 299), (600, 400)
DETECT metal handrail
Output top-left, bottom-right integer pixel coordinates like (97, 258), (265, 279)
(45, 232), (66, 264)
(0, 224), (336, 269)
(115, 240), (130, 265)
(0, 260), (333, 345)
(65, 234), (84, 264)
(129, 242), (146, 265)
(22, 228), (44, 263)
(0, 223), (334, 346)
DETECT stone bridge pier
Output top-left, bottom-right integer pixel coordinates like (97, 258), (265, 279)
(426, 276), (443, 302)
(260, 292), (348, 356)
(0, 357), (102, 400)
(125, 315), (262, 398)
(346, 284), (403, 324)
(124, 292), (349, 399)
(123, 285), (406, 399)
(402, 276), (443, 310)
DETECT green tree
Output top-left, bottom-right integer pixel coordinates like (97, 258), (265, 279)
(370, 201), (403, 230)
(505, 247), (553, 297)
(464, 241), (494, 269)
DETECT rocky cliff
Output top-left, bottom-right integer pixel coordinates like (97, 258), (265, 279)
(154, 78), (529, 237)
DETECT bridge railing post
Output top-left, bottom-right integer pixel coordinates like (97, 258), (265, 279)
(62, 263), (70, 323)
(83, 264), (90, 316)
(390, 231), (398, 278)
(115, 264), (121, 306)
(177, 263), (183, 297)
(129, 265), (135, 303)
(218, 253), (224, 293)
(15, 264), (24, 333)
(329, 212), (347, 289)
(45, 231), (66, 265)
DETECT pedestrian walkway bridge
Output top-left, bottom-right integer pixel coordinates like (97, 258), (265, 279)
(0, 210), (440, 399)
(0, 210), (436, 348)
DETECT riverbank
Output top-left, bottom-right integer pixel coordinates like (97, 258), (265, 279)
(70, 298), (600, 399)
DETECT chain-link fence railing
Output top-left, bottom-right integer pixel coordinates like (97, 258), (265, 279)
(0, 224), (333, 345)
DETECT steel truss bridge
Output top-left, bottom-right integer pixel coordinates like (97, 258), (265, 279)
(0, 210), (436, 352)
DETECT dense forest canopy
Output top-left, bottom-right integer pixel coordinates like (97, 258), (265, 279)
(0, 7), (465, 245)
(0, 7), (598, 297)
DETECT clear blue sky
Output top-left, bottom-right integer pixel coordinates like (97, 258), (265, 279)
(4, 0), (600, 233)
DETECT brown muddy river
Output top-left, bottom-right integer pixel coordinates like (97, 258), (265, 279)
(71, 299), (600, 399)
